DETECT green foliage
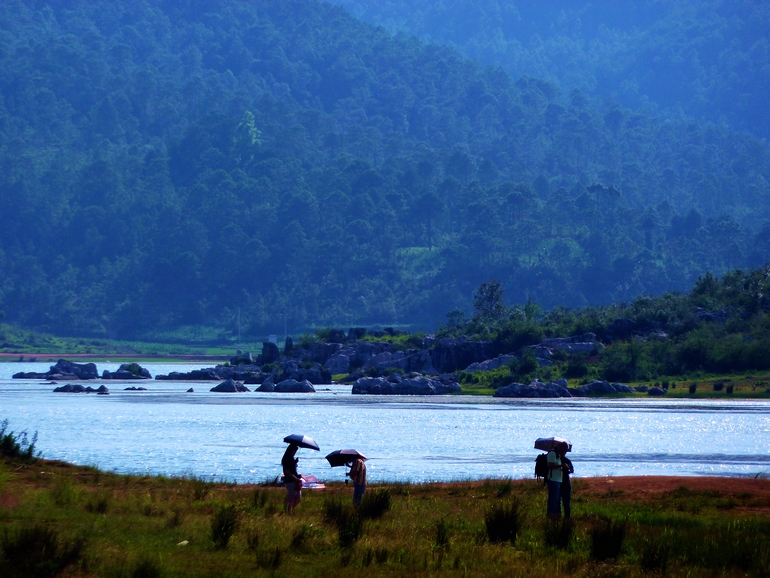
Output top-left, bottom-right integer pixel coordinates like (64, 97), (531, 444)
(0, 420), (38, 460)
(473, 280), (507, 323)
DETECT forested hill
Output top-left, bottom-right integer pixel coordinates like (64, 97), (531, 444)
(0, 0), (769, 341)
(329, 0), (770, 143)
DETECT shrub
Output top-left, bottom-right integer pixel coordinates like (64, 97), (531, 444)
(713, 381), (724, 391)
(211, 504), (239, 549)
(726, 384), (734, 394)
(0, 524), (83, 578)
(0, 419), (38, 460)
(359, 488), (392, 520)
(484, 500), (522, 544)
(564, 355), (589, 378)
(689, 383), (698, 394)
(589, 517), (626, 560)
(544, 518), (573, 550)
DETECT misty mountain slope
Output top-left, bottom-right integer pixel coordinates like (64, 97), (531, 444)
(328, 0), (770, 143)
(0, 0), (768, 340)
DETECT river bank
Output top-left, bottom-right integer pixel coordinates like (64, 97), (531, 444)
(1, 454), (768, 577)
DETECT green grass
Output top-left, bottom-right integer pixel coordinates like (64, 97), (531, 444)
(3, 456), (768, 577)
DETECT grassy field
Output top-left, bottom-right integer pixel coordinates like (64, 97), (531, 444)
(1, 455), (769, 577)
(0, 323), (243, 360)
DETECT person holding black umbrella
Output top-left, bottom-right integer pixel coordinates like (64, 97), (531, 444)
(280, 434), (320, 514)
(546, 441), (570, 518)
(282, 443), (303, 514)
(347, 456), (367, 505)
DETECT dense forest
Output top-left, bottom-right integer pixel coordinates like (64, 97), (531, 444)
(0, 0), (768, 341)
(330, 0), (770, 142)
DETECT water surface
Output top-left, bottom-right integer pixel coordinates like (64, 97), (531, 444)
(2, 362), (768, 483)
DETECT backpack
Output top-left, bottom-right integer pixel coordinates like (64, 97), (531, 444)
(534, 453), (550, 482)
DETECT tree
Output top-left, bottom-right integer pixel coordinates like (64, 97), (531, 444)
(473, 279), (506, 322)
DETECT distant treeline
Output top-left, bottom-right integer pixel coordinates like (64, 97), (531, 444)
(330, 0), (770, 143)
(0, 0), (768, 341)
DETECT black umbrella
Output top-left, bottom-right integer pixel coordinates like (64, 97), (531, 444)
(534, 436), (572, 452)
(325, 449), (367, 468)
(283, 434), (320, 451)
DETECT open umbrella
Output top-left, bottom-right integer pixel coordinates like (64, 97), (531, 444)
(325, 449), (367, 468)
(534, 436), (572, 452)
(283, 434), (320, 451)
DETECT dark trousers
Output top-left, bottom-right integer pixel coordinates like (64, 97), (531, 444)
(561, 477), (571, 518)
(546, 480), (561, 517)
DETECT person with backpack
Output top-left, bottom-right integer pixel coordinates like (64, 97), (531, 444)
(546, 441), (570, 518)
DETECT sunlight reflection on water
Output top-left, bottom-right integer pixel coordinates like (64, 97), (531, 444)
(1, 362), (769, 483)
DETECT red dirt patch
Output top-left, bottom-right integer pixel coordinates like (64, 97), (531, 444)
(575, 475), (770, 504)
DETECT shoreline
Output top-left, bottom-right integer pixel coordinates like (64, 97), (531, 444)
(0, 352), (230, 362)
(34, 457), (770, 500)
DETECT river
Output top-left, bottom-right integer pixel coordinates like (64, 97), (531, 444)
(1, 362), (769, 483)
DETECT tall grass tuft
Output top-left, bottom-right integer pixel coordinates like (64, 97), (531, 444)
(323, 496), (363, 548)
(251, 488), (268, 510)
(85, 490), (111, 514)
(639, 534), (671, 573)
(51, 478), (79, 507)
(189, 475), (213, 501)
(0, 524), (83, 577)
(589, 516), (626, 560)
(131, 555), (165, 578)
(359, 488), (392, 519)
(210, 503), (239, 549)
(255, 546), (282, 569)
(0, 419), (38, 460)
(484, 499), (522, 544)
(337, 507), (364, 549)
(323, 496), (347, 525)
(544, 518), (573, 550)
(434, 518), (451, 551)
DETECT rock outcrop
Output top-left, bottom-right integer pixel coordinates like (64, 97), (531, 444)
(570, 380), (634, 396)
(53, 383), (109, 394)
(102, 363), (152, 380)
(210, 379), (250, 393)
(274, 379), (315, 393)
(494, 378), (572, 398)
(15, 359), (99, 380)
(352, 374), (461, 395)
